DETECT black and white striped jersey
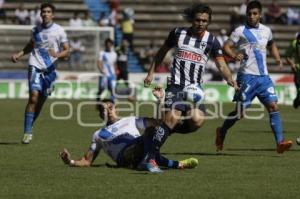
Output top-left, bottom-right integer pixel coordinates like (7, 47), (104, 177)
(165, 27), (224, 87)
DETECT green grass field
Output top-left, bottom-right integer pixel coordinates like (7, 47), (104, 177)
(0, 99), (300, 199)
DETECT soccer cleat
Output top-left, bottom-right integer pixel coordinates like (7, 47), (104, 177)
(215, 127), (224, 151)
(178, 158), (198, 169)
(138, 159), (163, 173)
(22, 134), (33, 144)
(276, 140), (293, 154)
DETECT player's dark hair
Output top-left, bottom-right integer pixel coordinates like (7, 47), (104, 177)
(97, 99), (115, 119)
(183, 3), (212, 23)
(105, 38), (114, 45)
(246, 0), (262, 13)
(40, 3), (56, 13)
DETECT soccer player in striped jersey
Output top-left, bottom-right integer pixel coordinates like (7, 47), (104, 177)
(142, 3), (238, 171)
(216, 0), (292, 153)
(11, 3), (70, 144)
(60, 88), (198, 173)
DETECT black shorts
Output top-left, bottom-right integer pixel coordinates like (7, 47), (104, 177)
(117, 137), (144, 169)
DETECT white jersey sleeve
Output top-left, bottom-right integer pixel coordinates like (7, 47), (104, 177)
(135, 117), (148, 131)
(89, 130), (103, 153)
(98, 51), (104, 61)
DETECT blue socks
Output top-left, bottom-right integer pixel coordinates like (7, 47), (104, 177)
(24, 112), (34, 134)
(269, 111), (284, 144)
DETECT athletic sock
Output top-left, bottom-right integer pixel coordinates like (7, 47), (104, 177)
(155, 153), (179, 169)
(24, 112), (34, 134)
(220, 111), (240, 138)
(144, 123), (171, 160)
(269, 111), (284, 144)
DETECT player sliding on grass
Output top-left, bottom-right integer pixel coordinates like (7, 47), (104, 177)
(60, 87), (198, 173)
(215, 0), (293, 153)
(11, 3), (70, 144)
(141, 3), (238, 172)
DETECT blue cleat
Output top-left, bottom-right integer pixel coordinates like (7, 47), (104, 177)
(138, 159), (163, 173)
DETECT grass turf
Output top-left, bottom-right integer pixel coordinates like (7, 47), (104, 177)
(0, 99), (300, 199)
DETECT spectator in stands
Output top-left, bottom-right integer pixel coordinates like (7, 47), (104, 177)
(69, 37), (85, 70)
(229, 6), (241, 33)
(116, 38), (129, 82)
(69, 11), (82, 27)
(216, 28), (229, 47)
(29, 6), (42, 26)
(98, 12), (109, 26)
(140, 40), (158, 71)
(82, 11), (97, 26)
(109, 0), (119, 27)
(286, 6), (300, 25)
(239, 0), (248, 24)
(264, 0), (285, 24)
(0, 0), (6, 24)
(14, 3), (29, 25)
(121, 8), (134, 50)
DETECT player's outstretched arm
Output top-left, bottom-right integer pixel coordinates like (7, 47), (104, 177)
(11, 39), (34, 63)
(224, 41), (244, 61)
(60, 148), (98, 167)
(269, 42), (283, 69)
(215, 56), (239, 90)
(48, 42), (70, 59)
(144, 44), (171, 87)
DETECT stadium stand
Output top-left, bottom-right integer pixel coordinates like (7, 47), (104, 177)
(0, 0), (299, 72)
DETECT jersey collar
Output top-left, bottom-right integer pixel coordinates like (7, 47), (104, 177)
(41, 22), (54, 29)
(245, 22), (260, 29)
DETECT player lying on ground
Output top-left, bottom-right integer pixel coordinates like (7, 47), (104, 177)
(215, 0), (292, 153)
(60, 88), (198, 173)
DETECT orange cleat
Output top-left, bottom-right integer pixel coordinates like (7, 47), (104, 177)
(276, 140), (293, 154)
(215, 127), (224, 151)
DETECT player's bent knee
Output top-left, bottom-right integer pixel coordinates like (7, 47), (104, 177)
(267, 102), (279, 112)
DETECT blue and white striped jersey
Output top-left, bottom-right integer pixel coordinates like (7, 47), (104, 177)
(29, 23), (68, 69)
(165, 27), (224, 87)
(229, 23), (273, 76)
(90, 116), (147, 162)
(98, 50), (117, 78)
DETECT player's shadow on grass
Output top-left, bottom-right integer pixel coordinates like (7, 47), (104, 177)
(90, 163), (113, 168)
(162, 152), (244, 157)
(0, 141), (21, 145)
(228, 148), (300, 152)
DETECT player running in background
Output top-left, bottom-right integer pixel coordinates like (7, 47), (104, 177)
(142, 3), (238, 172)
(11, 3), (70, 144)
(215, 0), (292, 153)
(60, 88), (198, 173)
(285, 32), (300, 109)
(97, 38), (118, 103)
